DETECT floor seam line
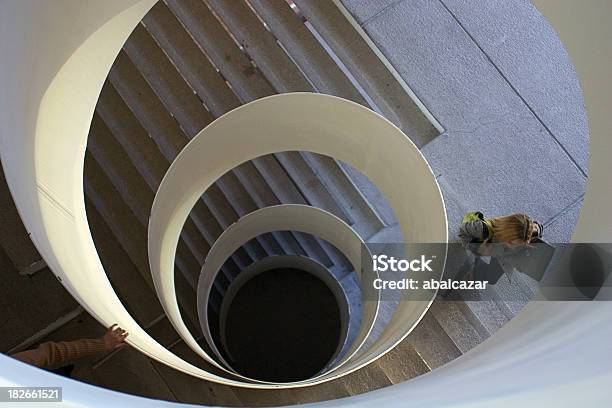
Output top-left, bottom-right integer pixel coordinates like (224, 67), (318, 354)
(543, 193), (585, 227)
(436, 0), (588, 179)
(361, 0), (406, 26)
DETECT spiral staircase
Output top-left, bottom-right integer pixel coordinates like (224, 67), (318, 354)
(1, 0), (610, 407)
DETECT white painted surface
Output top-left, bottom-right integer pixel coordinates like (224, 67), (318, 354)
(0, 0), (611, 405)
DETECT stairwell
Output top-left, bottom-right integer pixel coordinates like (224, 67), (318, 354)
(0, 0), (538, 406)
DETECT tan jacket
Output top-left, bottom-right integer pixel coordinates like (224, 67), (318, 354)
(11, 339), (107, 369)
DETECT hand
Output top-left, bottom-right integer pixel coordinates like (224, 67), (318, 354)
(102, 324), (129, 351)
(477, 243), (493, 256)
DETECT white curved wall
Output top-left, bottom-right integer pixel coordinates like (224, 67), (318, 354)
(147, 93), (446, 386)
(196, 204), (376, 377)
(1, 0), (611, 406)
(0, 0), (270, 388)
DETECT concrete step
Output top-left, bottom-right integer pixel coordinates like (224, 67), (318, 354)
(488, 273), (532, 317)
(404, 312), (462, 370)
(86, 200), (164, 326)
(198, 1), (382, 239)
(314, 237), (354, 275)
(299, 151), (386, 239)
(291, 232), (333, 268)
(143, 2), (241, 118)
(88, 114), (212, 294)
(289, 378), (351, 405)
(292, 0), (439, 146)
(84, 156), (151, 283)
(230, 165), (323, 260)
(341, 361), (393, 396)
(169, 2), (388, 270)
(0, 165), (44, 274)
(123, 24), (282, 265)
(339, 161), (398, 227)
(214, 173), (284, 257)
(105, 52), (248, 278)
(200, 184), (268, 263)
(93, 102), (211, 268)
(429, 299), (487, 354)
(275, 151), (352, 224)
(83, 155), (200, 329)
(247, 161), (341, 268)
(123, 24), (213, 138)
(86, 314), (203, 399)
(166, 0), (275, 103)
(260, 153), (377, 269)
(206, 0), (312, 93)
(249, 0), (366, 104)
(87, 115), (154, 226)
(454, 288), (510, 336)
(168, 0), (383, 255)
(94, 346), (178, 402)
(376, 339), (430, 384)
(245, 155), (338, 267)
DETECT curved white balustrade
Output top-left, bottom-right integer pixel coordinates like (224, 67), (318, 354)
(217, 254), (351, 371)
(0, 0), (259, 389)
(2, 0), (611, 405)
(149, 93), (447, 385)
(197, 204), (376, 378)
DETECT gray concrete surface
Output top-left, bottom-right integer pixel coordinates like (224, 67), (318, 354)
(440, 0), (589, 174)
(341, 0), (588, 235)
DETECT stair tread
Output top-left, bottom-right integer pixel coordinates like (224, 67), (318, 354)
(123, 23), (213, 137)
(293, 0), (439, 145)
(206, 0), (312, 93)
(249, 0), (366, 105)
(377, 340), (430, 383)
(144, 2), (241, 117)
(404, 312), (462, 370)
(341, 361), (393, 396)
(87, 200), (164, 326)
(167, 0), (275, 103)
(300, 151), (386, 238)
(106, 52), (247, 275)
(429, 299), (486, 354)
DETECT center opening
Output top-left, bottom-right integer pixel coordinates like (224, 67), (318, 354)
(223, 267), (342, 382)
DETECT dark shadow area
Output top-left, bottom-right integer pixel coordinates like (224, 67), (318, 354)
(570, 244), (605, 300)
(224, 268), (341, 382)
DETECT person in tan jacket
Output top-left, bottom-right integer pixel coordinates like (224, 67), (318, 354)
(10, 324), (128, 370)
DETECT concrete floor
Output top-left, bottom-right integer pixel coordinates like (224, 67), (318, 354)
(342, 0), (588, 243)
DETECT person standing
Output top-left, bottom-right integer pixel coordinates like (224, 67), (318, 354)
(456, 212), (544, 284)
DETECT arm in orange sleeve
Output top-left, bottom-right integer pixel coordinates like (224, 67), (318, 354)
(11, 338), (107, 369)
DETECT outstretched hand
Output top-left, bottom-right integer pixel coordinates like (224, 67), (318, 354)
(102, 324), (129, 351)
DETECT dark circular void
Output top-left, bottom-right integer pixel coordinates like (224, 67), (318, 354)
(224, 268), (341, 382)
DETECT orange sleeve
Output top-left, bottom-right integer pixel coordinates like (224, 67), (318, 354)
(11, 339), (107, 369)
